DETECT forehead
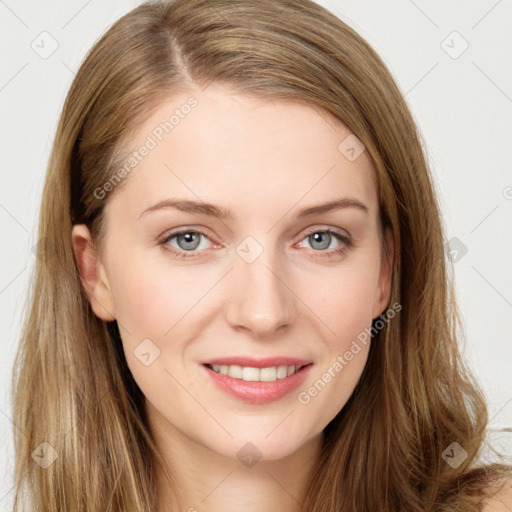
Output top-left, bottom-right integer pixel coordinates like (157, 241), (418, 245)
(104, 84), (378, 223)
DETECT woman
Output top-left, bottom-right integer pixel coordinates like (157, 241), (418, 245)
(11, 0), (511, 510)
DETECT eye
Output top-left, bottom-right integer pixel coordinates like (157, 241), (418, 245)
(158, 226), (354, 260)
(296, 227), (353, 257)
(158, 228), (214, 259)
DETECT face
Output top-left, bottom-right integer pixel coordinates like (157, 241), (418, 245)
(72, 84), (393, 463)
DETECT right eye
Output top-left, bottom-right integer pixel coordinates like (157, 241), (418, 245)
(158, 229), (216, 259)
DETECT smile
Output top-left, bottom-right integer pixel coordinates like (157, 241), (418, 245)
(205, 363), (308, 382)
(202, 362), (314, 404)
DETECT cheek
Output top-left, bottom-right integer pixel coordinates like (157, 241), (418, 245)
(106, 249), (220, 363)
(105, 253), (200, 393)
(295, 268), (377, 427)
(110, 268), (165, 333)
(306, 256), (381, 337)
(293, 254), (380, 416)
(105, 249), (188, 341)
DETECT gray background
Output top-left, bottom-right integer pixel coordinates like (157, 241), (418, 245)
(1, 0), (511, 506)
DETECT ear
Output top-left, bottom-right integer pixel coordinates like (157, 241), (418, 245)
(71, 224), (116, 321)
(372, 226), (394, 319)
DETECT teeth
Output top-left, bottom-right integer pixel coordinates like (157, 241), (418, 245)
(228, 365), (242, 379)
(259, 367), (276, 382)
(242, 367), (260, 381)
(277, 365), (288, 379)
(208, 364), (303, 382)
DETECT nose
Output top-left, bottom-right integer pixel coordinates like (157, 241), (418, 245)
(224, 247), (296, 339)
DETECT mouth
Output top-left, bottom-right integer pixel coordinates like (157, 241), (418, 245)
(201, 361), (314, 404)
(203, 362), (312, 382)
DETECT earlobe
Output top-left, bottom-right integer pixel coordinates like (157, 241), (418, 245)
(71, 224), (116, 321)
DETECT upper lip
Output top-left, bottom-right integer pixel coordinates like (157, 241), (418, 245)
(201, 356), (313, 369)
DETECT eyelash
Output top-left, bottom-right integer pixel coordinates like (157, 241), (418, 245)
(157, 227), (354, 260)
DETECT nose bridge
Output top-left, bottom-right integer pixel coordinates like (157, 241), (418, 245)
(226, 235), (295, 336)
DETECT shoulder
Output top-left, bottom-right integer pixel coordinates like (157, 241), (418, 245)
(481, 476), (512, 512)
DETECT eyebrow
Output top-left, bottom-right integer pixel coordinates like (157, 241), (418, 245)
(139, 197), (370, 219)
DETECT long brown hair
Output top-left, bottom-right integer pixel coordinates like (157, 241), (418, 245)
(11, 0), (511, 510)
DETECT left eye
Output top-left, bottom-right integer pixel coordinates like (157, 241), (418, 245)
(297, 229), (349, 252)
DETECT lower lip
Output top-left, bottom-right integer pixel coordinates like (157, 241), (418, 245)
(201, 363), (313, 404)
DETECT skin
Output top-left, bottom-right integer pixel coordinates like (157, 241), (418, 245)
(72, 83), (394, 512)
